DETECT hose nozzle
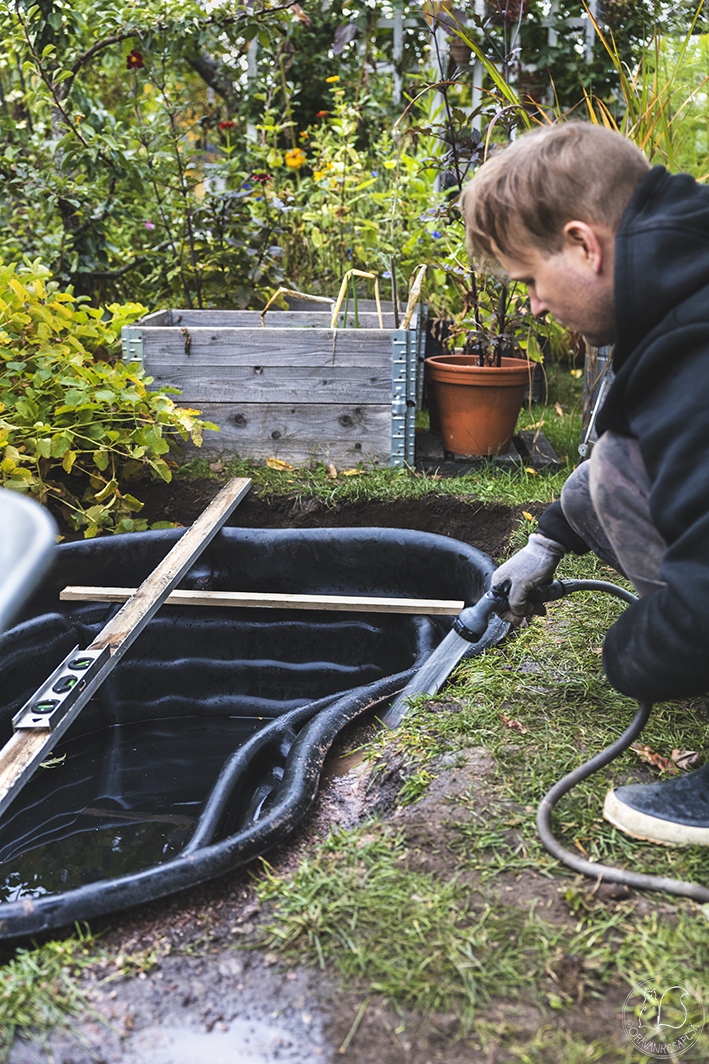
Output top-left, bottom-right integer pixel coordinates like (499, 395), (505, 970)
(453, 579), (572, 643)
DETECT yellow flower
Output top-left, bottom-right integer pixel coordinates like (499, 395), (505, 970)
(326, 75), (340, 83)
(314, 169), (325, 181)
(285, 147), (307, 170)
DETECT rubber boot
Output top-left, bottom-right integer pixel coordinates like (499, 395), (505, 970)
(603, 764), (709, 845)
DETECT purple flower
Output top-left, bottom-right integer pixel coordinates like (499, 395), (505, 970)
(382, 270), (392, 279)
(145, 220), (155, 230)
(431, 230), (442, 239)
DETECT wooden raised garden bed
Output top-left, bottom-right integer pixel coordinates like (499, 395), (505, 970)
(122, 307), (425, 467)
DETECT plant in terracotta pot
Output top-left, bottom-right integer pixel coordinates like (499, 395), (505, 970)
(426, 273), (544, 457)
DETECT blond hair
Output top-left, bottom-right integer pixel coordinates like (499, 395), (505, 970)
(460, 122), (650, 260)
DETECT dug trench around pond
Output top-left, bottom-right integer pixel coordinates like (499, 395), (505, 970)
(3, 493), (709, 1063)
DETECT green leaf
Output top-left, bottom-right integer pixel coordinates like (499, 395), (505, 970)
(93, 478), (117, 503)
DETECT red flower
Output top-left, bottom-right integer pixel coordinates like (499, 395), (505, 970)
(251, 172), (272, 184)
(126, 49), (144, 70)
(316, 111), (329, 117)
(219, 120), (236, 130)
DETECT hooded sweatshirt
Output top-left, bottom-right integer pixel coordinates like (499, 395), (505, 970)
(538, 166), (709, 704)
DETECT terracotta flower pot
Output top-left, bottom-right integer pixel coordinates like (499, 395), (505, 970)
(426, 354), (534, 457)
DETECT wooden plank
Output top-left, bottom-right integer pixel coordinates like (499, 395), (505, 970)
(139, 328), (398, 369)
(139, 309), (171, 326)
(163, 310), (408, 330)
(61, 587), (466, 616)
(149, 364), (391, 405)
(0, 478), (252, 819)
(179, 402), (392, 462)
(89, 478), (251, 653)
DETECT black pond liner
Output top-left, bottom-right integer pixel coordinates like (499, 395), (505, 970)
(0, 526), (506, 940)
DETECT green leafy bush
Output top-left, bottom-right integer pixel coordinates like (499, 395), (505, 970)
(0, 260), (208, 537)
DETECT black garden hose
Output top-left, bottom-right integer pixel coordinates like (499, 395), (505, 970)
(532, 579), (709, 903)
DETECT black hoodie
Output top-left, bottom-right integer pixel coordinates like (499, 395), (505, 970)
(538, 166), (709, 704)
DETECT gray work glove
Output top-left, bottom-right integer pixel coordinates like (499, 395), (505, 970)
(491, 533), (567, 624)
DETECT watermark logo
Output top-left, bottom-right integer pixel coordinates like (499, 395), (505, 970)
(623, 978), (705, 1058)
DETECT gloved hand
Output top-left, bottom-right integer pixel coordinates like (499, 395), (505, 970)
(491, 533), (567, 624)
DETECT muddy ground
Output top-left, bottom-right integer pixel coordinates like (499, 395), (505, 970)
(6, 489), (649, 1063)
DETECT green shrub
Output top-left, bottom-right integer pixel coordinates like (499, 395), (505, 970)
(0, 260), (209, 537)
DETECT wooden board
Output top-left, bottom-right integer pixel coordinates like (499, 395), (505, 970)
(0, 478), (252, 819)
(139, 309), (171, 326)
(161, 310), (411, 330)
(180, 402), (392, 462)
(151, 364), (391, 405)
(61, 587), (466, 616)
(138, 327), (401, 369)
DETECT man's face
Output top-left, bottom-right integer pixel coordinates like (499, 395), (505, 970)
(492, 228), (617, 348)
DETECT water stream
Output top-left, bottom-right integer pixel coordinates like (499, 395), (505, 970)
(381, 629), (473, 728)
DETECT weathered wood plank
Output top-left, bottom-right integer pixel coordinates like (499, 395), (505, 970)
(139, 328), (401, 369)
(61, 586), (466, 616)
(0, 478), (252, 819)
(139, 309), (171, 326)
(90, 478), (252, 652)
(164, 310), (410, 330)
(180, 402), (392, 463)
(151, 364), (391, 404)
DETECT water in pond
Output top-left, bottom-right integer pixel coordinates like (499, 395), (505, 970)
(0, 716), (262, 903)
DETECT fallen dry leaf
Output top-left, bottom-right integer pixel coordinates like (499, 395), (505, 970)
(267, 457), (295, 471)
(525, 467), (539, 476)
(326, 462), (338, 479)
(343, 469), (365, 476)
(671, 748), (701, 771)
(522, 511), (535, 522)
(631, 743), (679, 775)
(554, 402), (564, 417)
(208, 461), (223, 472)
(500, 713), (528, 735)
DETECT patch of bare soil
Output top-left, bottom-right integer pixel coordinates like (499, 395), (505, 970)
(122, 476), (547, 562)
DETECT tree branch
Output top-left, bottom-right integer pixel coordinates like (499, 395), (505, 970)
(186, 49), (240, 106)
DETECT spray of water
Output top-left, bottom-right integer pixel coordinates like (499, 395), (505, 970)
(379, 629), (473, 729)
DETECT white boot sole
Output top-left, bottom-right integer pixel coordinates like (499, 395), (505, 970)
(603, 789), (709, 846)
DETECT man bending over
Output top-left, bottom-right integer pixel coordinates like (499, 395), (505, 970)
(460, 121), (709, 847)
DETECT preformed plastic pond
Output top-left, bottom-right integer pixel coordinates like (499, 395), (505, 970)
(0, 526), (505, 940)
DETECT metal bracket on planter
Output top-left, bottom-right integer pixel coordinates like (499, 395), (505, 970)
(391, 332), (408, 467)
(121, 326), (144, 367)
(391, 330), (418, 468)
(405, 328), (417, 466)
(415, 303), (428, 409)
(13, 645), (111, 731)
